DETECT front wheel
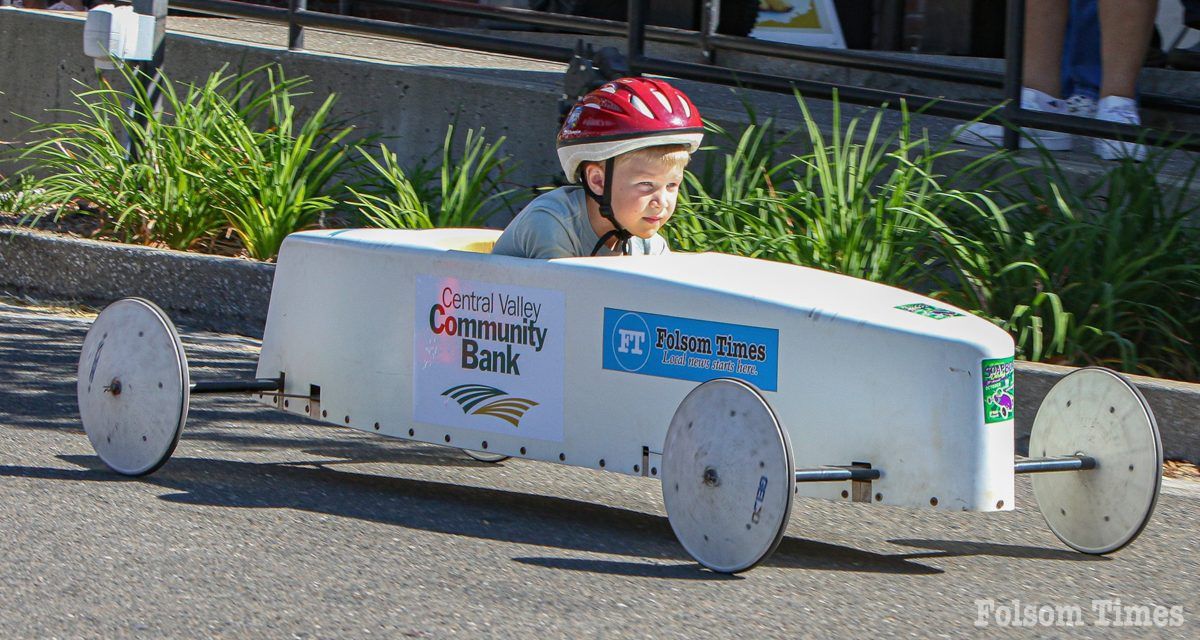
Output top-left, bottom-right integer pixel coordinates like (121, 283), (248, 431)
(1029, 367), (1162, 554)
(661, 378), (794, 573)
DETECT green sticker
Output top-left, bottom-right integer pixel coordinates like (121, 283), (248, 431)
(895, 302), (964, 320)
(982, 357), (1015, 424)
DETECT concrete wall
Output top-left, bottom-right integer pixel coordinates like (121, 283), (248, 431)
(0, 9), (565, 188)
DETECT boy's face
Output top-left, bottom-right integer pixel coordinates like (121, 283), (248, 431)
(587, 154), (683, 239)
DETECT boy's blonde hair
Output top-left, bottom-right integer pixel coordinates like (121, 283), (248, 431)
(582, 144), (692, 181)
(614, 143), (693, 174)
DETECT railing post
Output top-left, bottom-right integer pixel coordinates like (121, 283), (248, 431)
(128, 0), (168, 164)
(1002, 0), (1026, 151)
(627, 0), (646, 64)
(289, 0), (306, 51)
(699, 0), (720, 64)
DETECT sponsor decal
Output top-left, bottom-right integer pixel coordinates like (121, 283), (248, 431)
(896, 302), (964, 320)
(751, 475), (769, 525)
(602, 308), (779, 391)
(414, 276), (565, 441)
(441, 384), (538, 428)
(982, 356), (1015, 424)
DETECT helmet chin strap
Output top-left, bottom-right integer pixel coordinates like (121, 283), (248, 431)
(584, 158), (632, 256)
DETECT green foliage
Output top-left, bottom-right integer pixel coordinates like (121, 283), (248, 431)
(666, 106), (804, 260)
(779, 97), (948, 285)
(14, 64), (301, 249)
(12, 64), (354, 258)
(923, 148), (1200, 379)
(669, 93), (1005, 289)
(348, 144), (436, 229)
(0, 174), (56, 217)
(351, 123), (517, 230)
(204, 69), (357, 260)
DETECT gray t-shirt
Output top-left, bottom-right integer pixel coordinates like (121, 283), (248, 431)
(491, 186), (670, 259)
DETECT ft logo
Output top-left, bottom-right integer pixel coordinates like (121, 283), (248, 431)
(611, 312), (651, 372)
(618, 329), (646, 355)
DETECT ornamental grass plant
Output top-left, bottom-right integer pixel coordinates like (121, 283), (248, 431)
(350, 123), (518, 230)
(668, 93), (1008, 290)
(0, 174), (56, 218)
(9, 64), (356, 258)
(922, 146), (1200, 380)
(203, 68), (358, 260)
(14, 64), (241, 249)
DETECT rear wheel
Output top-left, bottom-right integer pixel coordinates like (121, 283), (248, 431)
(78, 298), (189, 476)
(662, 378), (794, 573)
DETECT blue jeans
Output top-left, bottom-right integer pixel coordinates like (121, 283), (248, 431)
(1061, 0), (1101, 100)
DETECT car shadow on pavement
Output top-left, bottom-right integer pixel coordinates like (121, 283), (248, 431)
(512, 557), (746, 580)
(887, 538), (1108, 562)
(6, 455), (947, 579)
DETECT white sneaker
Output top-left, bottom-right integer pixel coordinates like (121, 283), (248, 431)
(953, 88), (1074, 151)
(1063, 94), (1098, 118)
(1093, 96), (1147, 162)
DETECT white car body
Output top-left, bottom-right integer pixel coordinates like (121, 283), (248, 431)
(255, 228), (1017, 512)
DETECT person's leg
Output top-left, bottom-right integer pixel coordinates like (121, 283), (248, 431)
(1092, 0), (1156, 160)
(1097, 0), (1157, 98)
(953, 0), (1073, 150)
(1025, 0), (1070, 97)
(1062, 0), (1101, 101)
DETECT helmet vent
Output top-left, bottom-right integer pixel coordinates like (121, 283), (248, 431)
(629, 95), (655, 119)
(600, 84), (618, 94)
(651, 89), (672, 113)
(679, 96), (692, 119)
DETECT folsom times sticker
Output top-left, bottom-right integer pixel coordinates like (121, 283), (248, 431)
(413, 276), (565, 442)
(895, 302), (964, 320)
(982, 356), (1015, 424)
(602, 308), (779, 391)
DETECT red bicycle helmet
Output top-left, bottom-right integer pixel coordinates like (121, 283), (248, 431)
(557, 77), (704, 182)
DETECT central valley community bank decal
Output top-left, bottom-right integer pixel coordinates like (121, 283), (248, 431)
(603, 308), (779, 391)
(414, 276), (565, 442)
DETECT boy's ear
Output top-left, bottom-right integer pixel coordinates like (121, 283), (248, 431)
(584, 162), (605, 193)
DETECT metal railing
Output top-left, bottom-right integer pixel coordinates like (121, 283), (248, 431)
(161, 0), (1199, 152)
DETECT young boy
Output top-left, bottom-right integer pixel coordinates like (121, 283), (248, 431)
(491, 77), (704, 259)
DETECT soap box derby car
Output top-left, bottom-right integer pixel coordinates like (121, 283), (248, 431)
(77, 228), (1163, 573)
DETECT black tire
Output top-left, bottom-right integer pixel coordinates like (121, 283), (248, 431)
(562, 1), (760, 37)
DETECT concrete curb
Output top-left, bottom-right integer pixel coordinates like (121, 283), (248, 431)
(0, 228), (273, 338)
(2, 226), (1197, 463)
(1015, 361), (1200, 464)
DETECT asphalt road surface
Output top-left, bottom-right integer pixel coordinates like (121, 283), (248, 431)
(1, 300), (1196, 639)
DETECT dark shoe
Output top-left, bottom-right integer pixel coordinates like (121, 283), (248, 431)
(1168, 42), (1200, 71)
(1186, 0), (1200, 29)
